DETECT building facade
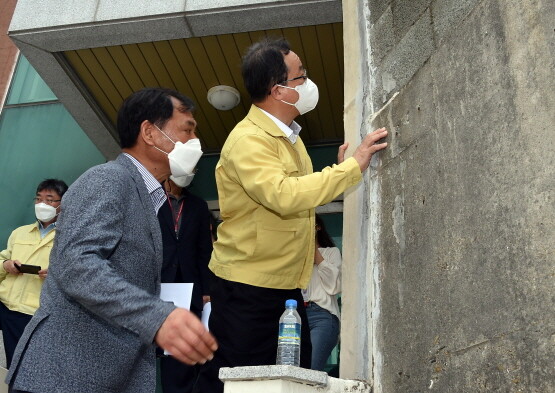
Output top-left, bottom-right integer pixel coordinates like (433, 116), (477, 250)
(4, 0), (554, 392)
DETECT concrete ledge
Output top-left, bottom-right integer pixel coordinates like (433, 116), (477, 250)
(219, 365), (328, 387)
(219, 366), (372, 393)
(0, 367), (8, 393)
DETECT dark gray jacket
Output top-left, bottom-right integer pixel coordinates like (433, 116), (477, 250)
(7, 154), (176, 393)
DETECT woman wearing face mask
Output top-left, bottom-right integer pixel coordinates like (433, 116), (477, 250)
(302, 214), (342, 372)
(0, 178), (68, 369)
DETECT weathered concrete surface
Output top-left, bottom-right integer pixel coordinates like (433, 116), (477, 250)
(368, 0), (555, 392)
(0, 0), (18, 109)
(219, 365), (371, 393)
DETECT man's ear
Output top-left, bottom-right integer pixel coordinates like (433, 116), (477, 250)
(140, 120), (156, 146)
(269, 84), (284, 101)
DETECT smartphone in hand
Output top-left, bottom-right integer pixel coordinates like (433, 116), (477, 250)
(15, 264), (41, 274)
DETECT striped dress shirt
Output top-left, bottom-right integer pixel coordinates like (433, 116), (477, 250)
(123, 153), (166, 214)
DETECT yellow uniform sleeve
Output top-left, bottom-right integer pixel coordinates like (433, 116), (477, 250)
(224, 134), (361, 216)
(0, 230), (15, 280)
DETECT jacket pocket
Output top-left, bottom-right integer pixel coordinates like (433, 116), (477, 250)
(22, 281), (42, 310)
(253, 208), (302, 273)
(255, 226), (297, 269)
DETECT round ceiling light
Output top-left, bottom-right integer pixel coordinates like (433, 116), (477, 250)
(207, 85), (241, 111)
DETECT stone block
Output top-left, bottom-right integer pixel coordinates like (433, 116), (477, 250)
(392, 0), (433, 40)
(220, 365), (328, 386)
(431, 0), (482, 44)
(379, 10), (434, 97)
(371, 59), (436, 165)
(368, 0), (394, 23)
(370, 5), (395, 63)
(219, 366), (372, 393)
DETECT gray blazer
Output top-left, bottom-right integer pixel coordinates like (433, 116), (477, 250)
(7, 154), (176, 393)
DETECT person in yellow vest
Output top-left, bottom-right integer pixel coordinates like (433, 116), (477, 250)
(0, 178), (68, 368)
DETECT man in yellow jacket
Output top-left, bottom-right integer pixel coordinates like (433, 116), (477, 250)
(194, 38), (388, 393)
(0, 178), (68, 368)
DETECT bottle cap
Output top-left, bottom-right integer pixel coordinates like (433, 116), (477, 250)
(285, 299), (297, 308)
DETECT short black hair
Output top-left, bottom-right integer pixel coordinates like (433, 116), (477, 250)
(241, 37), (291, 102)
(117, 87), (195, 148)
(316, 214), (335, 248)
(36, 179), (68, 198)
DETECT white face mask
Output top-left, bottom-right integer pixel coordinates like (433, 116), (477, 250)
(278, 78), (319, 115)
(170, 172), (196, 188)
(153, 125), (203, 187)
(35, 203), (58, 223)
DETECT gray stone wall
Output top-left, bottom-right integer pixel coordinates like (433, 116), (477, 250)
(369, 0), (483, 107)
(366, 0), (554, 391)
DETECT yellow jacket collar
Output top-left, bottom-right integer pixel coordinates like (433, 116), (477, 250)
(26, 223), (40, 233)
(247, 105), (286, 138)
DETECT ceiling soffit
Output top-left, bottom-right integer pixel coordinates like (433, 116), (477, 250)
(8, 0), (344, 158)
(63, 23), (344, 152)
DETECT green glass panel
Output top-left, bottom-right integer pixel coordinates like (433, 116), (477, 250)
(309, 144), (342, 172)
(5, 55), (57, 105)
(187, 154), (220, 201)
(188, 144), (342, 202)
(319, 213), (343, 251)
(0, 103), (105, 247)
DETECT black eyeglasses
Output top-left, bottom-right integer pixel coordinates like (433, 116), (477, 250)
(278, 70), (308, 85)
(33, 197), (61, 205)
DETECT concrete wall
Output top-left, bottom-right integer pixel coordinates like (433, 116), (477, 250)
(342, 0), (554, 391)
(0, 0), (18, 110)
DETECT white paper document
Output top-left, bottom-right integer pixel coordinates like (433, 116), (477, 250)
(201, 301), (211, 330)
(160, 283), (194, 356)
(160, 283), (193, 309)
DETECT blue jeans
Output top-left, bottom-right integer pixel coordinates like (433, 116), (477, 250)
(306, 302), (339, 371)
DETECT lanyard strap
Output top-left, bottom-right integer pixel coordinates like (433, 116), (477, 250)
(165, 190), (185, 235)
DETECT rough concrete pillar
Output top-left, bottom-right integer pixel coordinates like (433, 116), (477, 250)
(342, 0), (554, 391)
(340, 0), (376, 384)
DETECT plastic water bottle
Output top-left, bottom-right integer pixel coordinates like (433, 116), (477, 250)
(276, 299), (301, 366)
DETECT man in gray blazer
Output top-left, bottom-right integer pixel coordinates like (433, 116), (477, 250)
(7, 88), (217, 393)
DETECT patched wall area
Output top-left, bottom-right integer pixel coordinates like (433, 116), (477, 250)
(349, 0), (554, 391)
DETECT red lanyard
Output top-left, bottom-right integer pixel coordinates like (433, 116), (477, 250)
(165, 190), (185, 235)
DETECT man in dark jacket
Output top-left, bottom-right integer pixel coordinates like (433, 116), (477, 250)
(158, 178), (213, 393)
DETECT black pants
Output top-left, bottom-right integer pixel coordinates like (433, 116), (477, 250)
(193, 276), (311, 393)
(159, 306), (202, 393)
(160, 357), (198, 393)
(0, 302), (32, 369)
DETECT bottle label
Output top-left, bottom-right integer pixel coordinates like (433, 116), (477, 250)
(278, 323), (301, 342)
